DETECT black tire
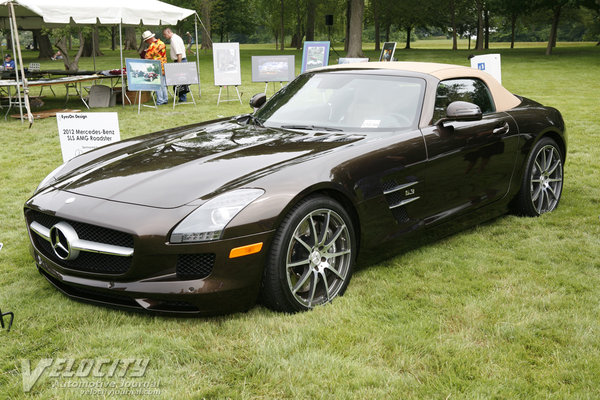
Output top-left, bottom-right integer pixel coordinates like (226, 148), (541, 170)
(261, 196), (356, 313)
(514, 137), (564, 216)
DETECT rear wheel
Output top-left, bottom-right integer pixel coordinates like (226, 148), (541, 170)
(261, 196), (356, 312)
(515, 137), (564, 216)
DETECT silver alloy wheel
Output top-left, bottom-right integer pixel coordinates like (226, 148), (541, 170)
(285, 208), (352, 308)
(530, 144), (563, 214)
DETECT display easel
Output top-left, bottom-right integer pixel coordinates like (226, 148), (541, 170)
(264, 81), (285, 95)
(217, 85), (242, 106)
(137, 90), (157, 114)
(171, 85), (197, 109)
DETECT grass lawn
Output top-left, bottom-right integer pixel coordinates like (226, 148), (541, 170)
(1, 42), (599, 399)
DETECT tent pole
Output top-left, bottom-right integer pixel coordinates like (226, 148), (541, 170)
(119, 23), (125, 108)
(194, 13), (200, 98)
(8, 1), (33, 125)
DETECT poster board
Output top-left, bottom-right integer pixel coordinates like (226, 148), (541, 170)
(125, 58), (162, 91)
(165, 62), (199, 86)
(56, 113), (121, 162)
(470, 54), (502, 84)
(379, 42), (396, 62)
(213, 43), (241, 86)
(301, 41), (330, 73)
(251, 56), (295, 82)
(338, 57), (369, 64)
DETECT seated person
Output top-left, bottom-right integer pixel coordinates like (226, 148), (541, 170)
(51, 50), (63, 60)
(3, 54), (15, 70)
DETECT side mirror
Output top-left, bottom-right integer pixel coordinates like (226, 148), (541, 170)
(436, 101), (482, 125)
(249, 93), (267, 110)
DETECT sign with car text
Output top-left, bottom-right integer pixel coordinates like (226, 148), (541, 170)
(56, 113), (121, 162)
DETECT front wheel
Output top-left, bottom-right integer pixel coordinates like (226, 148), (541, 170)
(261, 196), (356, 313)
(515, 137), (564, 216)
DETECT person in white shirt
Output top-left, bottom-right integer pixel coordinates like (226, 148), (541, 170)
(163, 27), (188, 103)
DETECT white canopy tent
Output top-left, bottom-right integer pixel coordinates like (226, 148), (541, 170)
(0, 0), (204, 124)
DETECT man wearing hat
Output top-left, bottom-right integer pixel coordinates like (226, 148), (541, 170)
(3, 54), (15, 70)
(141, 30), (168, 105)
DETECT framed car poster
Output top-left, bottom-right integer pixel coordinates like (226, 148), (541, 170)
(251, 56), (295, 82)
(213, 42), (242, 86)
(379, 42), (396, 62)
(125, 58), (162, 91)
(301, 41), (330, 73)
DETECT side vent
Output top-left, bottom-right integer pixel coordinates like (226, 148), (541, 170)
(381, 179), (420, 223)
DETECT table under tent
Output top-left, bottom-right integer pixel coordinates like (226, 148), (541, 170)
(0, 0), (206, 125)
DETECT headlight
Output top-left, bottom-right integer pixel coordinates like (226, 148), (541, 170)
(36, 163), (67, 193)
(170, 188), (264, 243)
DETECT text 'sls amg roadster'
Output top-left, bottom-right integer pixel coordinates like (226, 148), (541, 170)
(25, 62), (566, 314)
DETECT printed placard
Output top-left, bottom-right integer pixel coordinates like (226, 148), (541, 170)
(470, 54), (502, 84)
(57, 113), (121, 162)
(301, 41), (330, 73)
(213, 43), (242, 86)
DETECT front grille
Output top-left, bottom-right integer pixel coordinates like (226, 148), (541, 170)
(26, 210), (133, 247)
(176, 254), (215, 280)
(26, 209), (133, 275)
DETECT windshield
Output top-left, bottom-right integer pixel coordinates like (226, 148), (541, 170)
(255, 72), (425, 132)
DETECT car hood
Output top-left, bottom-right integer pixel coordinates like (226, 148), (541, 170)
(55, 120), (365, 208)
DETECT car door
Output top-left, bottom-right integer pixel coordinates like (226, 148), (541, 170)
(419, 78), (520, 225)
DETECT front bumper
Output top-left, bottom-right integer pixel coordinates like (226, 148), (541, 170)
(25, 190), (274, 315)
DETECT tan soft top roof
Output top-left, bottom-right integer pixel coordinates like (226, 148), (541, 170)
(320, 61), (521, 111)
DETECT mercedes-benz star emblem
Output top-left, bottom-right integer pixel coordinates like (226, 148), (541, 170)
(49, 222), (80, 260)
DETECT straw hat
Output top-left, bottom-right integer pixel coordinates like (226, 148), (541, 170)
(141, 31), (155, 41)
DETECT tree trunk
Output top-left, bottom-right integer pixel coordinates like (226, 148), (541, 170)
(346, 0), (364, 57)
(280, 0), (285, 51)
(475, 0), (484, 50)
(373, 0), (380, 51)
(510, 13), (516, 49)
(484, 8), (489, 49)
(385, 24), (390, 42)
(405, 26), (411, 49)
(200, 0), (212, 50)
(305, 0), (315, 41)
(35, 30), (54, 58)
(345, 0), (350, 52)
(6, 31), (12, 51)
(55, 31), (85, 71)
(546, 6), (561, 55)
(124, 27), (137, 50)
(451, 0), (457, 50)
(82, 27), (103, 57)
(32, 29), (39, 50)
(111, 26), (116, 51)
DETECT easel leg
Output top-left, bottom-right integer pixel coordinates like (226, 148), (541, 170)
(264, 82), (268, 94)
(217, 86), (222, 105)
(235, 86), (242, 104)
(137, 91), (142, 114)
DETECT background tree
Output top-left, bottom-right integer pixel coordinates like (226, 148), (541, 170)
(346, 0), (364, 57)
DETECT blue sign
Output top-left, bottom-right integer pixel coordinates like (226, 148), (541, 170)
(477, 63), (486, 71)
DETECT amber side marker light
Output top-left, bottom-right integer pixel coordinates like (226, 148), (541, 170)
(229, 242), (263, 259)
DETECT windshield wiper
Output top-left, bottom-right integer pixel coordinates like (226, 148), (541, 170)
(280, 124), (343, 132)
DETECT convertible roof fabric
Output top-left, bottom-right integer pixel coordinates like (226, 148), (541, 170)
(0, 0), (195, 28)
(322, 61), (522, 112)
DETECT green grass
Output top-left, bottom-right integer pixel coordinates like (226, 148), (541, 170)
(1, 43), (599, 399)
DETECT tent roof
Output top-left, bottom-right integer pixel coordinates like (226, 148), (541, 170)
(0, 0), (195, 28)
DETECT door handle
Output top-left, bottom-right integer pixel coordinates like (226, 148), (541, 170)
(493, 122), (510, 135)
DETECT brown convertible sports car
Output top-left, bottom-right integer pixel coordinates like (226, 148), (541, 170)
(24, 62), (566, 315)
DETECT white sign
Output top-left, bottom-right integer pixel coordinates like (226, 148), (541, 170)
(470, 54), (502, 84)
(338, 58), (369, 64)
(56, 113), (121, 162)
(213, 43), (241, 86)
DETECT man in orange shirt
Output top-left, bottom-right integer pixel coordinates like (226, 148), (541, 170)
(141, 30), (168, 105)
